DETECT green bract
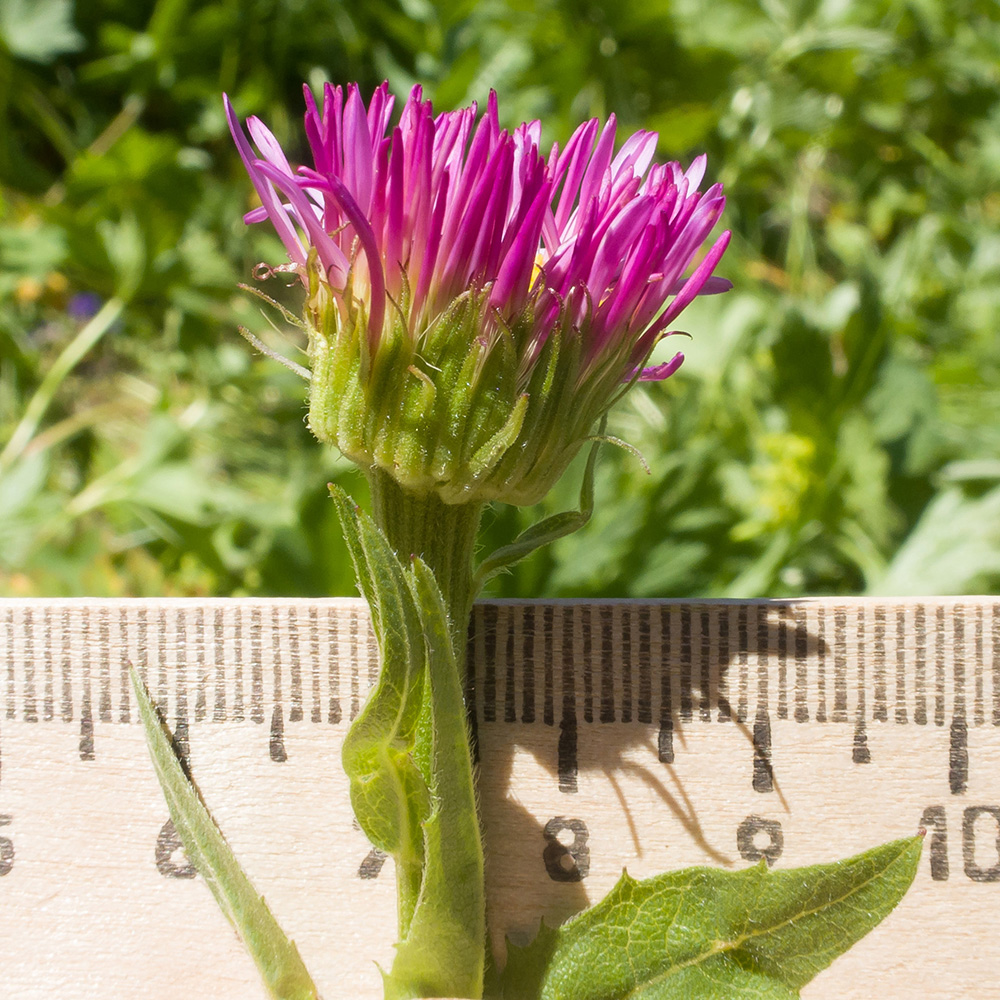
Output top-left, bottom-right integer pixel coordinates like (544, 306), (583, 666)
(308, 267), (639, 505)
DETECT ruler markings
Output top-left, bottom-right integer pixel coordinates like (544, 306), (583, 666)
(993, 603), (1000, 726)
(698, 609), (713, 722)
(23, 607), (36, 723)
(7, 599), (1000, 736)
(776, 610), (788, 721)
(814, 605), (827, 724)
(657, 606), (672, 763)
(735, 605), (748, 723)
(678, 606), (692, 722)
(541, 606), (554, 727)
(502, 605), (516, 724)
(974, 604), (985, 727)
(557, 605), (577, 793)
(581, 606), (593, 725)
(60, 607), (71, 722)
(309, 607), (321, 724)
(519, 604), (534, 724)
(288, 606), (303, 723)
(895, 607), (908, 725)
(619, 606), (632, 724)
(755, 607), (769, 730)
(793, 604), (808, 723)
(637, 607), (652, 725)
(80, 611), (94, 760)
(364, 604), (379, 691)
(480, 605), (495, 723)
(951, 604), (969, 796)
(250, 606), (263, 725)
(194, 606), (206, 723)
(852, 607), (870, 765)
(176, 608), (189, 734)
(873, 605), (887, 723)
(599, 606), (614, 724)
(833, 608), (847, 723)
(914, 604), (927, 725)
(212, 606), (225, 722)
(4, 604), (15, 721)
(717, 606), (731, 722)
(936, 604), (947, 727)
(155, 607), (167, 715)
(326, 605), (340, 725)
(349, 610), (361, 722)
(43, 606), (54, 722)
(954, 604), (967, 717)
(268, 605), (281, 722)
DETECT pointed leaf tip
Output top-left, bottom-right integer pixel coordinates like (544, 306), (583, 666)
(500, 836), (922, 1000)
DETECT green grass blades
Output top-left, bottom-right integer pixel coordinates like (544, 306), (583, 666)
(500, 835), (923, 1000)
(130, 666), (322, 1000)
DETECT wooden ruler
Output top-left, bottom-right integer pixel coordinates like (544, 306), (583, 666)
(0, 597), (998, 999)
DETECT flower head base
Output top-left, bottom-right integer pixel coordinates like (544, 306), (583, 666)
(226, 84), (730, 505)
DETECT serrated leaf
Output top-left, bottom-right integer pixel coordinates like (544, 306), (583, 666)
(131, 667), (321, 1000)
(501, 836), (922, 1000)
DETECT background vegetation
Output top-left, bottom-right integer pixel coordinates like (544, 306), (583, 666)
(1, 0), (998, 599)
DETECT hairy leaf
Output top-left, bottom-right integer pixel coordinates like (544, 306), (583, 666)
(329, 484), (430, 927)
(331, 487), (485, 1000)
(131, 667), (321, 1000)
(501, 836), (922, 1000)
(383, 557), (485, 1000)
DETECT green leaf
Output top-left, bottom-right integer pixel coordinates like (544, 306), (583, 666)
(329, 484), (430, 927)
(501, 836), (923, 1000)
(383, 557), (485, 1000)
(0, 0), (83, 63)
(473, 424), (604, 594)
(330, 487), (485, 999)
(130, 666), (321, 1000)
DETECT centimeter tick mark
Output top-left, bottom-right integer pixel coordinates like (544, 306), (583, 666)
(1, 600), (997, 794)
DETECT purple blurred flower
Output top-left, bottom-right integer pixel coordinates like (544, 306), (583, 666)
(226, 84), (729, 384)
(67, 292), (103, 322)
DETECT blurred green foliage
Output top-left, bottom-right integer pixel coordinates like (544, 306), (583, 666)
(1, 0), (998, 598)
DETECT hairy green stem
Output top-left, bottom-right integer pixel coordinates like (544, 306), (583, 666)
(367, 467), (484, 641)
(365, 467), (487, 998)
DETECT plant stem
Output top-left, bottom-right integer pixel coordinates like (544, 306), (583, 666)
(367, 467), (484, 647)
(365, 467), (487, 998)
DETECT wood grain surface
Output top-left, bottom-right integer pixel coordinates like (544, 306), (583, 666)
(0, 597), (997, 999)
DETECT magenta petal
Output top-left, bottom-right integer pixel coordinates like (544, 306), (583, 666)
(657, 230), (732, 330)
(224, 94), (306, 266)
(253, 160), (349, 281)
(637, 351), (684, 381)
(667, 275), (733, 295)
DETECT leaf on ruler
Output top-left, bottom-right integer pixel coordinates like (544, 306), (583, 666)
(131, 667), (321, 1000)
(501, 835), (923, 1000)
(381, 557), (484, 1000)
(329, 485), (430, 893)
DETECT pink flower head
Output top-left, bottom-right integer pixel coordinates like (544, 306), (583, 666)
(226, 84), (731, 503)
(226, 84), (730, 382)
